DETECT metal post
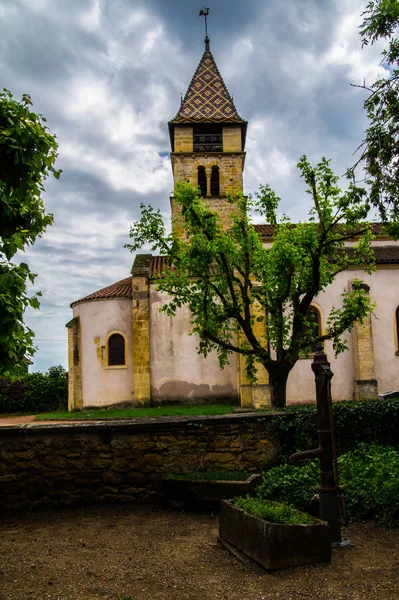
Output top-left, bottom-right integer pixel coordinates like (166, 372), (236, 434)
(288, 346), (351, 547)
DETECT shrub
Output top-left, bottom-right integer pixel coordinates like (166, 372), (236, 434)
(0, 377), (26, 413)
(0, 365), (68, 414)
(271, 398), (399, 456)
(256, 443), (399, 527)
(257, 460), (319, 513)
(339, 444), (399, 527)
(234, 496), (314, 525)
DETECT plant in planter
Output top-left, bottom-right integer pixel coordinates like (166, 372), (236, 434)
(219, 496), (331, 570)
(162, 455), (261, 508)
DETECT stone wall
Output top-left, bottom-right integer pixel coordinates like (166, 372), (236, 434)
(222, 126), (242, 152)
(173, 126), (193, 152)
(171, 153), (245, 198)
(0, 413), (279, 510)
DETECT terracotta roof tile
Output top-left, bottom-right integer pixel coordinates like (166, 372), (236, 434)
(171, 49), (245, 124)
(151, 255), (172, 278)
(254, 223), (385, 239)
(71, 277), (132, 307)
(149, 245), (399, 280)
(150, 256), (220, 278)
(371, 246), (399, 263)
(253, 224), (276, 237)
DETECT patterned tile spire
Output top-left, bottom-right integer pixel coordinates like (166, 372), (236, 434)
(170, 37), (246, 124)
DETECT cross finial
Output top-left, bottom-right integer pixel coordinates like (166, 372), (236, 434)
(199, 7), (210, 47)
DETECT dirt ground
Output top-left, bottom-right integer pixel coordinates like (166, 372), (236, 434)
(0, 505), (398, 600)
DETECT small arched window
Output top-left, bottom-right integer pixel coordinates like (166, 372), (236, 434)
(306, 306), (321, 353)
(210, 165), (220, 196)
(197, 166), (207, 197)
(396, 306), (399, 350)
(108, 333), (125, 366)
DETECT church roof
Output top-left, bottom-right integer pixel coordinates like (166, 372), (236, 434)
(371, 246), (399, 263)
(148, 246), (399, 278)
(71, 277), (132, 307)
(170, 40), (246, 125)
(253, 223), (386, 239)
(72, 241), (399, 307)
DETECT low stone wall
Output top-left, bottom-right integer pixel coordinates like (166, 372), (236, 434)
(0, 413), (280, 510)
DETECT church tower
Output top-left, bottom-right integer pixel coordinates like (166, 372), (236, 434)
(168, 36), (247, 235)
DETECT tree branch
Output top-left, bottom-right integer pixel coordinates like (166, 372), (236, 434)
(203, 330), (260, 356)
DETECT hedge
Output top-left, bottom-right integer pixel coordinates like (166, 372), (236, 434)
(271, 397), (399, 456)
(0, 365), (68, 414)
(256, 443), (399, 527)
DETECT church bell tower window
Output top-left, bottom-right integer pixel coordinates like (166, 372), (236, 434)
(193, 125), (223, 152)
(198, 166), (207, 197)
(210, 165), (220, 196)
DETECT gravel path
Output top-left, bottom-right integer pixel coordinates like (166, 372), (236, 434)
(0, 504), (398, 600)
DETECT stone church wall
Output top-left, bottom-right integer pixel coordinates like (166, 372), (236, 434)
(149, 289), (239, 404)
(0, 414), (279, 510)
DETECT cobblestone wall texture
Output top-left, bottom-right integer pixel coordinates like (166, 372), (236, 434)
(0, 414), (279, 510)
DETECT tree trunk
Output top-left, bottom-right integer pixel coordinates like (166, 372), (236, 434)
(268, 365), (291, 410)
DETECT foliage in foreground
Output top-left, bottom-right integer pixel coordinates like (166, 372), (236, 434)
(0, 365), (67, 414)
(256, 443), (399, 527)
(128, 156), (375, 409)
(271, 397), (399, 456)
(0, 89), (61, 378)
(234, 496), (314, 525)
(349, 1), (399, 234)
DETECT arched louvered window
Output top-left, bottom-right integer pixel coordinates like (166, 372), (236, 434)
(210, 165), (220, 196)
(396, 306), (399, 350)
(198, 166), (207, 197)
(108, 333), (125, 366)
(306, 306), (321, 353)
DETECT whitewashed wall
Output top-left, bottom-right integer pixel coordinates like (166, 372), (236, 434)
(73, 299), (133, 407)
(149, 288), (238, 403)
(287, 266), (399, 404)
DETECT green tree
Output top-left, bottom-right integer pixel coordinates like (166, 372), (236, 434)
(349, 0), (399, 235)
(0, 89), (61, 378)
(127, 156), (375, 409)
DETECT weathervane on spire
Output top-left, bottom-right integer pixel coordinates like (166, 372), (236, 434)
(199, 7), (210, 40)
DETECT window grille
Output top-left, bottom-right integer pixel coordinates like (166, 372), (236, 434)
(193, 126), (223, 152)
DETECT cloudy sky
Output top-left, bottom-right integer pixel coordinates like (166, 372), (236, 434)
(1, 0), (387, 372)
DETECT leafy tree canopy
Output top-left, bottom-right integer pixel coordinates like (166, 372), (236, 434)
(0, 89), (61, 378)
(349, 0), (399, 235)
(127, 156), (375, 408)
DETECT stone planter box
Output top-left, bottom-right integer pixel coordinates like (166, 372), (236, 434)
(219, 500), (331, 570)
(162, 474), (262, 508)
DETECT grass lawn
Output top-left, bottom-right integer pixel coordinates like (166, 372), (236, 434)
(34, 404), (237, 420)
